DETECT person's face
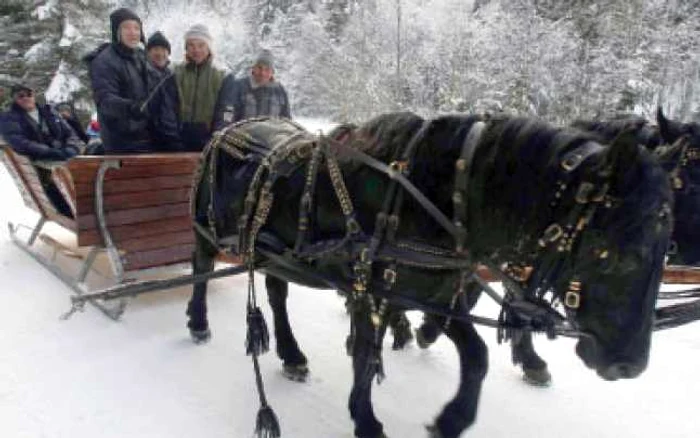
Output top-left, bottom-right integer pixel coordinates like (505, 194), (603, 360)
(119, 20), (141, 49)
(148, 46), (170, 69)
(251, 64), (273, 85)
(185, 39), (210, 65)
(14, 90), (36, 111)
(58, 109), (71, 119)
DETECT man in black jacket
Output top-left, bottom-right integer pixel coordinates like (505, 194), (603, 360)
(85, 8), (180, 153)
(0, 84), (82, 161)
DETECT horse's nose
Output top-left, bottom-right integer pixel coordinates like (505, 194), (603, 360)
(598, 362), (646, 381)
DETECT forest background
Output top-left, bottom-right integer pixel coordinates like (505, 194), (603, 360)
(1, 0), (699, 124)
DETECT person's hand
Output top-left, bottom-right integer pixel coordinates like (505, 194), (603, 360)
(64, 147), (79, 158)
(50, 139), (63, 149)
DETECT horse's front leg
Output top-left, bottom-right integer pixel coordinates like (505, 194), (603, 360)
(428, 318), (488, 438)
(349, 299), (389, 438)
(186, 233), (218, 343)
(388, 310), (413, 350)
(265, 274), (309, 382)
(511, 330), (551, 386)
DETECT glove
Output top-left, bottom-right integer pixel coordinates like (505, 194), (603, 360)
(129, 101), (148, 119)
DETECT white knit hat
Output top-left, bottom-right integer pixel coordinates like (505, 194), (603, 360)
(184, 24), (213, 47)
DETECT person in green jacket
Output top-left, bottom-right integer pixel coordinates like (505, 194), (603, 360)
(171, 24), (235, 151)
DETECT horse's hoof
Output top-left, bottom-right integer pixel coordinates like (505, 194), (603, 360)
(282, 363), (309, 382)
(358, 433), (388, 438)
(522, 366), (552, 387)
(425, 424), (443, 438)
(415, 328), (435, 349)
(190, 328), (211, 344)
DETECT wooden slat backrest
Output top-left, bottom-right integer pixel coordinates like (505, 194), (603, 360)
(65, 153), (201, 271)
(1, 144), (76, 231)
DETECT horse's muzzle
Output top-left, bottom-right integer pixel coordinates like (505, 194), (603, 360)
(576, 335), (647, 380)
(596, 362), (646, 381)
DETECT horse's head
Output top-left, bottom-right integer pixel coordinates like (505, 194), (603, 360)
(566, 130), (673, 380)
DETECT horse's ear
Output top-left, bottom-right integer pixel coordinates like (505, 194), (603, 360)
(657, 106), (672, 142)
(603, 129), (640, 181)
(655, 135), (688, 173)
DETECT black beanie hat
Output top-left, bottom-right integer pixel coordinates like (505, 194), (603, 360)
(146, 31), (171, 53)
(109, 8), (145, 45)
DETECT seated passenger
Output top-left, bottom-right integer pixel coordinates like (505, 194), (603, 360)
(85, 8), (180, 153)
(171, 24), (235, 151)
(0, 84), (82, 161)
(55, 102), (90, 144)
(0, 83), (80, 216)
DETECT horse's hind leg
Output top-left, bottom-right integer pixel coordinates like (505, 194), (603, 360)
(416, 282), (481, 349)
(415, 313), (443, 349)
(186, 232), (217, 343)
(348, 302), (388, 438)
(511, 330), (551, 386)
(427, 318), (487, 438)
(265, 275), (309, 382)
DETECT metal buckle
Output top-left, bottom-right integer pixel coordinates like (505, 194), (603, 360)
(455, 159), (467, 172)
(561, 154), (581, 172)
(360, 247), (370, 263)
(538, 223), (563, 247)
(389, 160), (409, 174)
(564, 291), (581, 309)
(383, 269), (397, 285)
(575, 182), (595, 204)
(347, 218), (361, 235)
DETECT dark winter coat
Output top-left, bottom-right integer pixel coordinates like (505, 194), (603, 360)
(169, 58), (235, 151)
(0, 102), (81, 161)
(85, 42), (181, 153)
(227, 76), (291, 123)
(62, 114), (90, 144)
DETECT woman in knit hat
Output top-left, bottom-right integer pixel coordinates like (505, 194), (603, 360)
(170, 24), (235, 151)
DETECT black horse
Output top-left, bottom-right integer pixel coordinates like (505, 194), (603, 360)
(414, 108), (693, 387)
(188, 113), (672, 438)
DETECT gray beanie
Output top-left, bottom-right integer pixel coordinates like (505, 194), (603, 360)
(254, 49), (274, 69)
(184, 24), (213, 47)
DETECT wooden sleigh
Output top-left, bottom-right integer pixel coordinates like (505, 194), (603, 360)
(0, 142), (245, 319)
(2, 140), (699, 321)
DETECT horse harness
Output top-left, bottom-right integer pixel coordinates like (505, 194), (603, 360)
(194, 117), (630, 343)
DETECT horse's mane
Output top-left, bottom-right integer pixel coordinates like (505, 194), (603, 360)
(572, 116), (661, 150)
(346, 112), (669, 262)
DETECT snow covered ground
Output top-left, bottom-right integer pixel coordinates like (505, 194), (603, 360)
(1, 121), (700, 437)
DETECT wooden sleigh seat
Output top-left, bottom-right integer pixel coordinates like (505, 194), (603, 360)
(1, 140), (202, 318)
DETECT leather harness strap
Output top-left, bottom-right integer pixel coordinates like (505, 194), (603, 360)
(453, 121), (486, 253)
